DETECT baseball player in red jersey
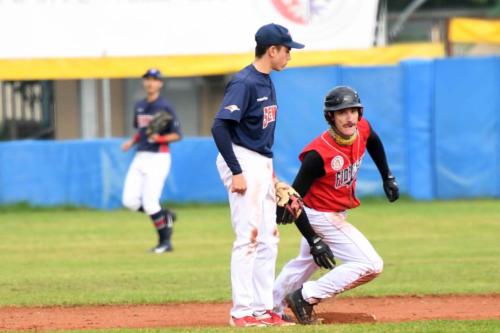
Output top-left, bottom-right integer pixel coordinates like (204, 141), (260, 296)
(272, 86), (399, 324)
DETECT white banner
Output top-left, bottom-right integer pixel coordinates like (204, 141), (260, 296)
(0, 0), (379, 59)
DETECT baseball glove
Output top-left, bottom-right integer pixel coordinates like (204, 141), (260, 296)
(146, 111), (173, 141)
(275, 181), (304, 224)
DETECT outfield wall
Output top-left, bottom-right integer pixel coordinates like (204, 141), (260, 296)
(0, 56), (498, 209)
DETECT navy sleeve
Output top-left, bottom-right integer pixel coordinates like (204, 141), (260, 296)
(211, 118), (242, 175)
(215, 81), (250, 123)
(366, 125), (390, 180)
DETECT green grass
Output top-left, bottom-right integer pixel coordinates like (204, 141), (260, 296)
(0, 199), (499, 306)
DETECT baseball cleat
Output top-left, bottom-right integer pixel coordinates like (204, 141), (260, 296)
(254, 310), (295, 326)
(150, 241), (173, 253)
(229, 316), (265, 327)
(285, 288), (318, 325)
(281, 313), (296, 323)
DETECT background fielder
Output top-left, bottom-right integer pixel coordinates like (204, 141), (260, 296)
(122, 68), (182, 254)
(272, 86), (399, 324)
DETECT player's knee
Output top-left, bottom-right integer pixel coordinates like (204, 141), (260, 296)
(233, 240), (256, 255)
(122, 196), (141, 211)
(360, 254), (383, 276)
(143, 203), (161, 216)
(371, 256), (384, 275)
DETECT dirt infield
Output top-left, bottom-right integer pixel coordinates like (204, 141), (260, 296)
(1, 295), (499, 330)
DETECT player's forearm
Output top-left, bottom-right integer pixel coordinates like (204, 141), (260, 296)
(294, 211), (319, 246)
(366, 129), (391, 180)
(211, 118), (242, 175)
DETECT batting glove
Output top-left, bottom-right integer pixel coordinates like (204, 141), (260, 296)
(310, 237), (335, 269)
(383, 174), (399, 202)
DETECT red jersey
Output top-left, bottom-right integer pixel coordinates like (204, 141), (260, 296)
(299, 118), (371, 212)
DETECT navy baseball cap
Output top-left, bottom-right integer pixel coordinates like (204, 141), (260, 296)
(142, 68), (162, 79)
(255, 23), (304, 49)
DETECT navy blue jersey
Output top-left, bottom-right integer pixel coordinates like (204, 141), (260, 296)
(215, 64), (277, 157)
(133, 96), (181, 152)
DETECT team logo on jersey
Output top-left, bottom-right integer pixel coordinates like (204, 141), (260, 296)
(257, 96), (268, 102)
(263, 105), (277, 129)
(331, 155), (344, 171)
(137, 114), (153, 128)
(335, 159), (362, 188)
(137, 107), (144, 113)
(224, 105), (240, 113)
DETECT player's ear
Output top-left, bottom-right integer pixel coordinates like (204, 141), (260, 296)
(267, 45), (278, 57)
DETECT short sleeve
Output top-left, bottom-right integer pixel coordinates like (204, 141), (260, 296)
(358, 118), (371, 142)
(215, 81), (251, 123)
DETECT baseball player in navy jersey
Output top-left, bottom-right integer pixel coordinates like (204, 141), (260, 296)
(122, 68), (182, 254)
(271, 86), (399, 324)
(211, 23), (304, 328)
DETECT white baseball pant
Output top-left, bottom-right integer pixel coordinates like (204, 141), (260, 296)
(122, 151), (171, 215)
(273, 207), (383, 314)
(216, 144), (279, 318)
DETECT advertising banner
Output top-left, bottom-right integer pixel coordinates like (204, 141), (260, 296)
(0, 0), (379, 58)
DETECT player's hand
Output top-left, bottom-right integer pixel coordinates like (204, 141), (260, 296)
(383, 174), (399, 202)
(121, 139), (135, 152)
(310, 237), (335, 269)
(231, 173), (247, 195)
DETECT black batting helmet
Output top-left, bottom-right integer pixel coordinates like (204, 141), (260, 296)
(324, 86), (363, 112)
(324, 86), (363, 127)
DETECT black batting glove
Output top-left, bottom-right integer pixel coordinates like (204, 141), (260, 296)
(310, 237), (336, 269)
(383, 174), (399, 202)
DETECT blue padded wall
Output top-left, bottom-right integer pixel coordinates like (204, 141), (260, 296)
(433, 57), (499, 198)
(0, 139), (131, 208)
(1, 57), (498, 209)
(340, 65), (405, 197)
(402, 60), (435, 200)
(0, 138), (226, 209)
(271, 66), (341, 183)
